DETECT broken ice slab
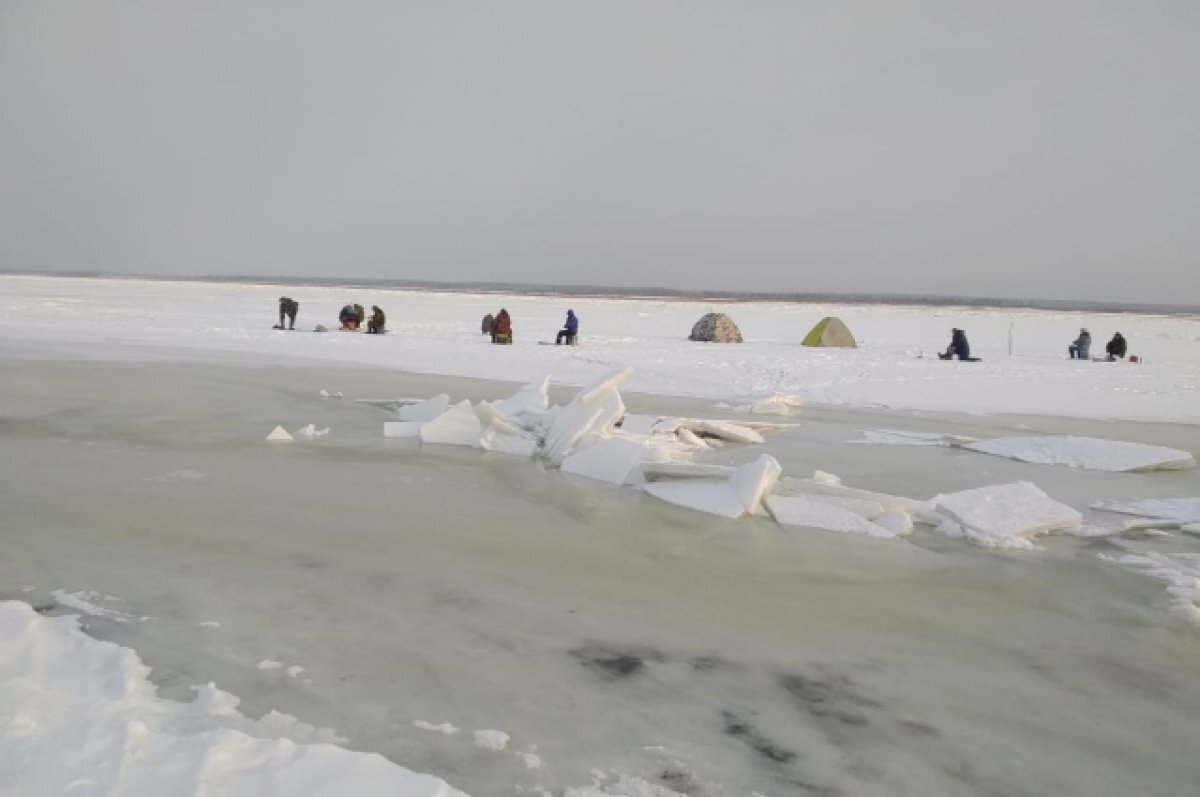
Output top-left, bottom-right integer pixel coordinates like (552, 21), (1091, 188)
(561, 438), (646, 486)
(476, 401), (532, 437)
(383, 421), (425, 439)
(419, 400), (484, 447)
(728, 455), (782, 514)
(617, 414), (661, 436)
(773, 477), (924, 513)
(642, 479), (748, 519)
(640, 461), (735, 480)
(478, 426), (538, 457)
(681, 419), (764, 444)
(933, 481), (1082, 549)
(874, 510), (914, 536)
(1090, 497), (1200, 525)
(265, 425), (293, 442)
(574, 366), (633, 405)
(398, 394), (451, 422)
(853, 429), (976, 447)
(965, 436), (1195, 472)
(297, 424), (330, 438)
(491, 376), (550, 418)
(543, 402), (606, 464)
(764, 496), (896, 538)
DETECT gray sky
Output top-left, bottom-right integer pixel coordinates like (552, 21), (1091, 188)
(2, 1), (1198, 302)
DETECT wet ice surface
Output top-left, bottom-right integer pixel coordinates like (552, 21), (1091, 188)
(3, 361), (1200, 796)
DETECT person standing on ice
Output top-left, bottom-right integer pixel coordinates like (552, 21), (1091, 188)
(555, 309), (579, 345)
(275, 297), (298, 330)
(1069, 327), (1091, 359)
(491, 308), (513, 344)
(1105, 332), (1127, 360)
(366, 305), (386, 334)
(938, 328), (971, 360)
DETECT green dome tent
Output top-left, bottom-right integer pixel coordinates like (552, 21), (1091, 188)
(802, 316), (857, 348)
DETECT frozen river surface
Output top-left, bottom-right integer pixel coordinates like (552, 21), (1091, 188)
(3, 357), (1200, 797)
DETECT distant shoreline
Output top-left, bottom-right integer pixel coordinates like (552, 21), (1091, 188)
(4, 269), (1197, 317)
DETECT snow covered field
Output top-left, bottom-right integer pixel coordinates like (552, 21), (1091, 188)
(3, 276), (1200, 796)
(3, 275), (1200, 422)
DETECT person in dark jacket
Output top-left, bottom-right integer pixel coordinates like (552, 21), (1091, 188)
(555, 309), (579, 345)
(1106, 332), (1127, 360)
(491, 308), (513, 344)
(276, 297), (298, 330)
(366, 305), (386, 334)
(482, 313), (494, 335)
(1069, 328), (1091, 359)
(339, 304), (361, 330)
(938, 328), (971, 360)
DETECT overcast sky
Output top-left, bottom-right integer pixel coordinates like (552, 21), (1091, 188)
(2, 2), (1197, 302)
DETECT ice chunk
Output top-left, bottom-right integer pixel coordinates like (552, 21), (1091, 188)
(398, 394), (451, 422)
(574, 366), (633, 405)
(728, 455), (782, 514)
(676, 428), (710, 449)
(751, 394), (803, 415)
(383, 421), (425, 439)
(619, 413), (661, 436)
(419, 400), (483, 446)
(764, 496), (895, 538)
(265, 425), (293, 442)
(543, 403), (605, 464)
(642, 479), (747, 519)
(854, 429), (974, 446)
(1090, 497), (1200, 524)
(492, 377), (551, 418)
(641, 461), (735, 480)
(874, 511), (914, 536)
(476, 401), (531, 437)
(413, 720), (460, 735)
(683, 419), (764, 444)
(478, 427), (538, 457)
(774, 477), (924, 513)
(297, 424), (329, 438)
(933, 482), (1082, 548)
(473, 729), (511, 752)
(812, 470), (841, 486)
(562, 438), (646, 486)
(965, 436), (1195, 472)
(782, 493), (885, 519)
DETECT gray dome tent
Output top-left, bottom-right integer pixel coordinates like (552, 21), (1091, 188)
(802, 316), (857, 348)
(689, 312), (743, 343)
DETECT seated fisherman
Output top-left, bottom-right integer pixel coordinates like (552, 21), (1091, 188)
(367, 305), (386, 334)
(491, 308), (513, 344)
(555, 309), (579, 345)
(1105, 332), (1127, 360)
(937, 328), (971, 360)
(1069, 327), (1091, 359)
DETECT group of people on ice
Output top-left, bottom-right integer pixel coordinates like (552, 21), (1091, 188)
(1068, 328), (1127, 360)
(936, 325), (1130, 361)
(481, 308), (578, 346)
(275, 297), (385, 333)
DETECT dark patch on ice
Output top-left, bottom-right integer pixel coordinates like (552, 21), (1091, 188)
(658, 768), (701, 794)
(571, 643), (662, 680)
(689, 655), (723, 671)
(778, 671), (882, 728)
(31, 604), (55, 614)
(721, 710), (797, 764)
(896, 718), (941, 739)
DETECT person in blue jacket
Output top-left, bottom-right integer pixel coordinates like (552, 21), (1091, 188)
(555, 309), (579, 345)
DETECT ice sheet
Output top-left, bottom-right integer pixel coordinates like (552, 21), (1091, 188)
(641, 479), (747, 519)
(765, 496), (896, 538)
(398, 394), (451, 422)
(419, 400), (484, 447)
(0, 601), (465, 797)
(965, 436), (1196, 472)
(561, 438), (646, 486)
(1091, 497), (1200, 524)
(933, 482), (1083, 549)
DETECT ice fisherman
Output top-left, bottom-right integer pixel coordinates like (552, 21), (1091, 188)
(555, 309), (579, 345)
(1105, 332), (1127, 360)
(1069, 328), (1091, 359)
(482, 313), (494, 336)
(366, 305), (386, 334)
(491, 308), (513, 344)
(275, 297), (298, 330)
(937, 328), (972, 360)
(338, 304), (363, 331)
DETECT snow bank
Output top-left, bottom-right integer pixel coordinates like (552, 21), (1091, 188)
(965, 436), (1195, 472)
(933, 482), (1082, 549)
(0, 601), (466, 797)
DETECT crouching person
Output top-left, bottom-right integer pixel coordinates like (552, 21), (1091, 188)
(1069, 327), (1091, 359)
(367, 305), (386, 334)
(555, 309), (578, 345)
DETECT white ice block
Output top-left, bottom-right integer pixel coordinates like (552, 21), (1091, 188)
(765, 496), (895, 538)
(574, 366), (633, 405)
(965, 435), (1195, 472)
(492, 377), (550, 418)
(676, 428), (710, 449)
(478, 426), (538, 457)
(384, 421), (425, 438)
(641, 461), (735, 480)
(683, 419), (764, 444)
(774, 478), (924, 513)
(874, 510), (914, 536)
(619, 413), (661, 436)
(933, 481), (1082, 548)
(419, 400), (484, 446)
(398, 394), (451, 422)
(561, 438), (646, 485)
(1091, 497), (1200, 525)
(642, 479), (747, 519)
(728, 455), (782, 514)
(265, 425), (293, 442)
(543, 402), (605, 464)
